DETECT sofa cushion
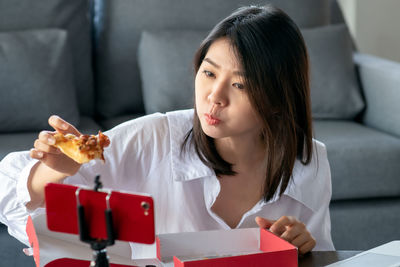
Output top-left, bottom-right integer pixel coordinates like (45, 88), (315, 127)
(138, 31), (207, 114)
(330, 198), (400, 250)
(93, 0), (330, 118)
(0, 132), (38, 161)
(78, 116), (104, 135)
(314, 119), (400, 200)
(0, 0), (94, 116)
(0, 29), (79, 132)
(302, 24), (364, 119)
(0, 117), (102, 161)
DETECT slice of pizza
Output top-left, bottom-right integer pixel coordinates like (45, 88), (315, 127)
(52, 131), (110, 164)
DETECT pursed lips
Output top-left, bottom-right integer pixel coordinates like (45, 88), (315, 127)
(204, 113), (221, 125)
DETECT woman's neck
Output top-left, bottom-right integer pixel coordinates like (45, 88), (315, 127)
(215, 135), (266, 174)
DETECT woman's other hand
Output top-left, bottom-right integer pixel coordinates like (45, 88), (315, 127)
(255, 216), (316, 255)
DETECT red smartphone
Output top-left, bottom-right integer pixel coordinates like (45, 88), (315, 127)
(44, 183), (155, 244)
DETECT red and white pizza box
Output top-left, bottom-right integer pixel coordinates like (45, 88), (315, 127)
(156, 227), (298, 267)
(28, 215), (296, 267)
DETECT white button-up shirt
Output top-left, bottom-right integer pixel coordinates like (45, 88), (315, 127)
(0, 109), (334, 259)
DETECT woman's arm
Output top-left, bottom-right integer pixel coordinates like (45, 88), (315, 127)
(27, 115), (82, 209)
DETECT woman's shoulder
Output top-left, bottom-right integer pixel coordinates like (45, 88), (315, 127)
(106, 112), (167, 133)
(286, 139), (331, 212)
(105, 109), (193, 137)
(165, 109), (195, 133)
(292, 139), (329, 174)
(311, 139), (328, 159)
(294, 139), (329, 176)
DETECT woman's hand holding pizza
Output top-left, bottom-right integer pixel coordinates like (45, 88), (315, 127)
(30, 115), (82, 177)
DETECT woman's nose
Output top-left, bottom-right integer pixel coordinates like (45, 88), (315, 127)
(207, 80), (228, 106)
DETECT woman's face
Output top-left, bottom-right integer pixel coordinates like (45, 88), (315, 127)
(195, 38), (261, 141)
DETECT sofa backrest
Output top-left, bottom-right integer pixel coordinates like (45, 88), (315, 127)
(329, 0), (346, 25)
(92, 0), (330, 119)
(0, 0), (95, 117)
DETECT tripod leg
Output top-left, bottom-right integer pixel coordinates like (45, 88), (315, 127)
(91, 248), (109, 267)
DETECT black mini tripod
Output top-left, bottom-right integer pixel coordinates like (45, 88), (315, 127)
(75, 175), (115, 267)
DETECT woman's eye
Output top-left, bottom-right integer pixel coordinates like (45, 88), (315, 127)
(203, 70), (215, 78)
(233, 83), (244, 89)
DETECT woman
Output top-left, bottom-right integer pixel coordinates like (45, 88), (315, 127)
(0, 5), (334, 259)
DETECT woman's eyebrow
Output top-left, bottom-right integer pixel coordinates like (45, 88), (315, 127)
(204, 58), (220, 68)
(203, 57), (245, 76)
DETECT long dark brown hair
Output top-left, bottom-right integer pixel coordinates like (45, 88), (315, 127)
(183, 5), (313, 202)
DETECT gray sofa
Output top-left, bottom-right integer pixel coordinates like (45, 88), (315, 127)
(1, 0), (400, 265)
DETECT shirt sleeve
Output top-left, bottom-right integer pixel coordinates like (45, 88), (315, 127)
(306, 197), (335, 251)
(0, 151), (44, 245)
(304, 143), (335, 251)
(0, 151), (92, 246)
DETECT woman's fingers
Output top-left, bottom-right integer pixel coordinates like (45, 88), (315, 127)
(48, 115), (81, 136)
(291, 232), (313, 248)
(30, 148), (43, 160)
(280, 221), (307, 242)
(38, 130), (54, 143)
(31, 130), (60, 161)
(270, 216), (294, 236)
(298, 238), (316, 255)
(34, 139), (60, 154)
(255, 216), (275, 229)
(267, 216), (316, 255)
(35, 131), (61, 154)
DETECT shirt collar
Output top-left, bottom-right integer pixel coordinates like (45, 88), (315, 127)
(168, 109), (324, 213)
(167, 109), (215, 182)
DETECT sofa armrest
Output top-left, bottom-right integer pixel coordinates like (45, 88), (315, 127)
(354, 52), (400, 137)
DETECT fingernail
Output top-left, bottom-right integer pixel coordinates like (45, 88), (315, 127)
(37, 151), (43, 158)
(48, 137), (55, 145)
(23, 248), (33, 256)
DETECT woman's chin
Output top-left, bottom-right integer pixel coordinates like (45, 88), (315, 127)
(201, 124), (226, 139)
